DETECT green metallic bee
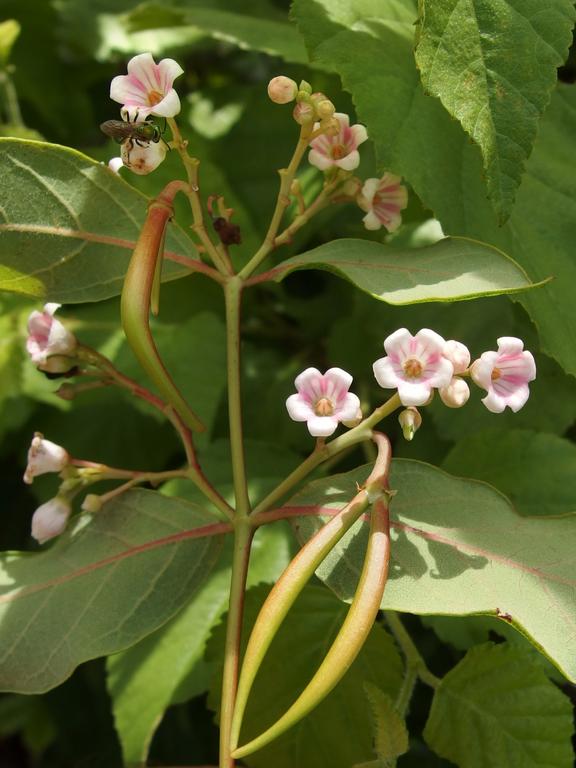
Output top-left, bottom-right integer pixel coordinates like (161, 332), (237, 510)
(100, 118), (162, 146)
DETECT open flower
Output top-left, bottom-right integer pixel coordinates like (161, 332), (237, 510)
(286, 367), (361, 437)
(23, 433), (69, 484)
(471, 337), (536, 413)
(357, 173), (408, 232)
(120, 138), (167, 175)
(308, 113), (367, 171)
(110, 52), (183, 118)
(373, 328), (453, 406)
(31, 497), (71, 544)
(26, 303), (77, 373)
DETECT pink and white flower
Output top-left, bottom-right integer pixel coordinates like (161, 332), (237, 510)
(439, 376), (470, 408)
(373, 328), (454, 406)
(23, 433), (69, 485)
(110, 52), (184, 119)
(120, 138), (167, 175)
(308, 113), (367, 171)
(26, 303), (77, 373)
(471, 337), (536, 413)
(286, 367), (361, 437)
(357, 173), (408, 232)
(31, 497), (71, 544)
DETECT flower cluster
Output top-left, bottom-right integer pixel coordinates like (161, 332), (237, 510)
(286, 329), (536, 437)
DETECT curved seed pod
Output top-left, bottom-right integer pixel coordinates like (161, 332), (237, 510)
(230, 434), (391, 753)
(233, 495), (390, 759)
(120, 182), (205, 432)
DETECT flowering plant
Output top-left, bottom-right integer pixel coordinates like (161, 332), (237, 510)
(0, 7), (574, 768)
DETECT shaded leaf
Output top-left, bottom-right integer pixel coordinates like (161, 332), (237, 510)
(267, 237), (539, 304)
(287, 460), (576, 682)
(0, 489), (225, 693)
(424, 643), (574, 768)
(362, 682), (408, 762)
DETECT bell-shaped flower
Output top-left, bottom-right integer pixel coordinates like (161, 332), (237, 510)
(286, 367), (361, 437)
(120, 138), (167, 175)
(373, 328), (453, 406)
(308, 113), (367, 171)
(471, 337), (536, 413)
(26, 303), (77, 373)
(357, 173), (408, 232)
(23, 433), (69, 484)
(31, 497), (71, 544)
(110, 52), (184, 118)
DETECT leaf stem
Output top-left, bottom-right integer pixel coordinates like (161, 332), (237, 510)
(386, 612), (441, 693)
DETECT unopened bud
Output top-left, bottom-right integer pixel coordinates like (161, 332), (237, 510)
(298, 80), (312, 95)
(398, 407), (422, 441)
(267, 75), (298, 104)
(23, 433), (69, 484)
(121, 138), (167, 175)
(443, 340), (470, 374)
(31, 497), (71, 544)
(439, 377), (470, 408)
(81, 494), (103, 513)
(56, 383), (77, 401)
(293, 101), (315, 126)
(316, 99), (335, 119)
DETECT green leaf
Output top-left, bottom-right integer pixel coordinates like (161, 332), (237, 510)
(208, 585), (404, 768)
(0, 488), (224, 694)
(424, 643), (574, 768)
(127, 1), (309, 64)
(287, 460), (576, 682)
(107, 522), (291, 767)
(362, 682), (408, 763)
(415, 0), (576, 222)
(443, 429), (576, 516)
(0, 139), (194, 303)
(291, 2), (576, 375)
(269, 237), (539, 303)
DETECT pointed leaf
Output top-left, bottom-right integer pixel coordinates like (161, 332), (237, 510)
(363, 682), (408, 761)
(286, 460), (576, 682)
(267, 237), (539, 303)
(0, 139), (194, 303)
(424, 643), (574, 768)
(0, 489), (225, 693)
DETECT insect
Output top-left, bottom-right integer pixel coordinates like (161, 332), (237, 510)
(99, 117), (162, 146)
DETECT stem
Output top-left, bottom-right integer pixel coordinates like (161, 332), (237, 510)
(386, 612), (441, 692)
(224, 277), (251, 517)
(219, 520), (254, 768)
(252, 393), (402, 516)
(0, 71), (23, 126)
(239, 124), (314, 279)
(273, 179), (339, 248)
(167, 118), (231, 276)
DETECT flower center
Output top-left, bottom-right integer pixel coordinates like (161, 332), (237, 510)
(403, 358), (423, 378)
(491, 367), (501, 381)
(147, 89), (164, 106)
(314, 397), (334, 417)
(331, 144), (347, 160)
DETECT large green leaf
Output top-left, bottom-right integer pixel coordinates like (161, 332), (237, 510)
(0, 139), (194, 303)
(424, 643), (574, 767)
(267, 237), (538, 303)
(415, 0), (575, 222)
(208, 585), (404, 768)
(443, 429), (576, 517)
(0, 488), (225, 694)
(286, 460), (576, 682)
(291, 0), (576, 375)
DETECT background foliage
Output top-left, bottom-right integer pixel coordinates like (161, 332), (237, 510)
(0, 0), (575, 766)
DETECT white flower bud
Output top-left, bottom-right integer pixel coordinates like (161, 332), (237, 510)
(23, 433), (69, 484)
(293, 101), (315, 126)
(398, 407), (422, 441)
(443, 340), (471, 374)
(439, 377), (470, 408)
(81, 494), (103, 513)
(31, 497), (71, 544)
(267, 76), (298, 104)
(121, 138), (167, 175)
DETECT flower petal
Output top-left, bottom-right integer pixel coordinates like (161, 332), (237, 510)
(286, 394), (313, 422)
(309, 148), (334, 170)
(336, 150), (360, 171)
(307, 415), (338, 437)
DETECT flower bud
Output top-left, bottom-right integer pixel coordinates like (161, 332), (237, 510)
(293, 101), (315, 126)
(443, 340), (470, 374)
(321, 116), (341, 137)
(439, 377), (470, 408)
(26, 303), (78, 373)
(298, 80), (312, 95)
(31, 497), (71, 544)
(316, 99), (335, 119)
(267, 75), (298, 104)
(81, 494), (103, 513)
(108, 156), (124, 173)
(23, 433), (69, 484)
(398, 407), (422, 441)
(121, 138), (167, 175)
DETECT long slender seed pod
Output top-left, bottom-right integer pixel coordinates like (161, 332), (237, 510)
(230, 434), (391, 752)
(232, 495), (390, 758)
(121, 182), (205, 432)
